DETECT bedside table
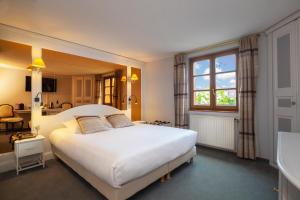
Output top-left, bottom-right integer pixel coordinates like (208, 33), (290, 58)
(14, 135), (45, 175)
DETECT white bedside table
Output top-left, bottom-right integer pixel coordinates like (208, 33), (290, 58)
(14, 135), (45, 175)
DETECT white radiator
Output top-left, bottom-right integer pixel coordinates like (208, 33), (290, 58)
(190, 114), (236, 151)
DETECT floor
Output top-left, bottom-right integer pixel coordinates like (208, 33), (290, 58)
(0, 147), (278, 200)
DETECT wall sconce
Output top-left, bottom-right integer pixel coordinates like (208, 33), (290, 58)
(120, 74), (138, 83)
(131, 73), (138, 82)
(121, 75), (127, 82)
(27, 58), (46, 71)
(34, 92), (42, 103)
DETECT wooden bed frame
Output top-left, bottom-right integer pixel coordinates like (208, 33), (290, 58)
(40, 104), (197, 200)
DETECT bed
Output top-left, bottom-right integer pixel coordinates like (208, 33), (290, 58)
(46, 104), (197, 200)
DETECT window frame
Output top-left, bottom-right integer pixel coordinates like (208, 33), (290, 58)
(102, 76), (115, 106)
(189, 48), (239, 112)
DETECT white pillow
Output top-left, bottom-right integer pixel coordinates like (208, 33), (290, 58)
(76, 116), (113, 134)
(106, 114), (134, 128)
(63, 119), (82, 134)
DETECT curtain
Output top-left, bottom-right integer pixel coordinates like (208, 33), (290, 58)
(174, 54), (189, 128)
(237, 34), (259, 159)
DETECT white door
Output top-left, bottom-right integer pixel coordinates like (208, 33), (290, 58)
(83, 76), (94, 104)
(72, 76), (84, 106)
(273, 21), (299, 161)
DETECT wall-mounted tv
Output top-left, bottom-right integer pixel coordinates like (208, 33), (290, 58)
(25, 76), (57, 92)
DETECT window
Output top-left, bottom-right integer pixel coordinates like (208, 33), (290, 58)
(103, 76), (115, 106)
(190, 49), (238, 111)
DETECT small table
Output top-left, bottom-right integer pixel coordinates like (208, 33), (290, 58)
(14, 135), (45, 175)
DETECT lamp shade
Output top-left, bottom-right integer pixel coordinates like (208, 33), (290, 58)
(121, 75), (127, 82)
(27, 58), (46, 71)
(131, 73), (138, 81)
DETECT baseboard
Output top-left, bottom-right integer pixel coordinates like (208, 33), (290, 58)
(0, 151), (54, 174)
(44, 151), (54, 160)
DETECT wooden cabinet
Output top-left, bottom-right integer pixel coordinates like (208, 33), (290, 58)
(72, 75), (95, 106)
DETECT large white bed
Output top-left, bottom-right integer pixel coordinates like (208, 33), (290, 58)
(46, 104), (197, 200)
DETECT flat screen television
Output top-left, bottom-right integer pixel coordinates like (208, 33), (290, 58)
(25, 76), (57, 92)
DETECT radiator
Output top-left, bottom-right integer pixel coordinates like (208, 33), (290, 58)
(190, 115), (236, 151)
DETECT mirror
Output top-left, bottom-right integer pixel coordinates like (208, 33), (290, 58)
(0, 40), (128, 154)
(0, 39), (32, 153)
(40, 49), (127, 115)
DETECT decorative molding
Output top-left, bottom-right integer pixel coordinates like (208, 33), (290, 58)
(184, 38), (239, 55)
(265, 9), (300, 34)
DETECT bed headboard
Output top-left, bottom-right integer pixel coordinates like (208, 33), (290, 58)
(39, 104), (122, 139)
(50, 104), (121, 122)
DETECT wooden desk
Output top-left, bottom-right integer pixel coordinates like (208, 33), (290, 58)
(15, 109), (31, 114)
(15, 108), (64, 115)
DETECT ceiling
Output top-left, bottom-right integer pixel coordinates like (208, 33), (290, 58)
(0, 0), (299, 62)
(0, 39), (124, 75)
(42, 49), (124, 75)
(0, 39), (31, 70)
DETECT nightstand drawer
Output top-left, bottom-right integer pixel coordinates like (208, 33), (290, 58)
(18, 141), (43, 157)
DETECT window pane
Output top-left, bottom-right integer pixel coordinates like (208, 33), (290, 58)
(105, 79), (110, 86)
(194, 75), (210, 90)
(112, 78), (115, 87)
(193, 59), (210, 75)
(105, 95), (111, 104)
(216, 90), (237, 106)
(216, 72), (236, 89)
(194, 91), (210, 105)
(105, 87), (110, 94)
(215, 54), (236, 73)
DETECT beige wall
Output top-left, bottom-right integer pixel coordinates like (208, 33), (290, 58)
(141, 37), (270, 160)
(0, 68), (72, 109)
(0, 67), (31, 107)
(142, 57), (175, 125)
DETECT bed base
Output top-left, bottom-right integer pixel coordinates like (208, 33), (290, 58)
(51, 146), (196, 200)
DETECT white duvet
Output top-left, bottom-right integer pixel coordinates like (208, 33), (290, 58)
(49, 124), (197, 188)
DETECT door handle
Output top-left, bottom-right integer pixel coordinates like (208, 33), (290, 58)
(291, 101), (296, 106)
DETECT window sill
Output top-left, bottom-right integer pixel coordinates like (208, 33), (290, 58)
(189, 110), (239, 118)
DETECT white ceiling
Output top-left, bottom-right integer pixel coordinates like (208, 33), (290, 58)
(0, 0), (299, 62)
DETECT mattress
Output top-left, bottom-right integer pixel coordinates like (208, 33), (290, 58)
(49, 124), (197, 188)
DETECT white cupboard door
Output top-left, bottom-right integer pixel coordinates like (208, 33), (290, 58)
(73, 76), (84, 106)
(83, 76), (94, 104)
(273, 21), (299, 162)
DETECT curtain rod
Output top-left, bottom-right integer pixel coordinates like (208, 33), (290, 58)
(182, 33), (260, 55)
(183, 38), (239, 54)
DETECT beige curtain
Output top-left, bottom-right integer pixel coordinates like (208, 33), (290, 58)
(237, 34), (259, 159)
(174, 54), (188, 128)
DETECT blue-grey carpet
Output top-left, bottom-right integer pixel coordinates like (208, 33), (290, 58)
(0, 147), (278, 200)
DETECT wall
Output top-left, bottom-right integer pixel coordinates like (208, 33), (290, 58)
(255, 35), (270, 160)
(142, 37), (270, 160)
(142, 57), (175, 125)
(0, 67), (31, 107)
